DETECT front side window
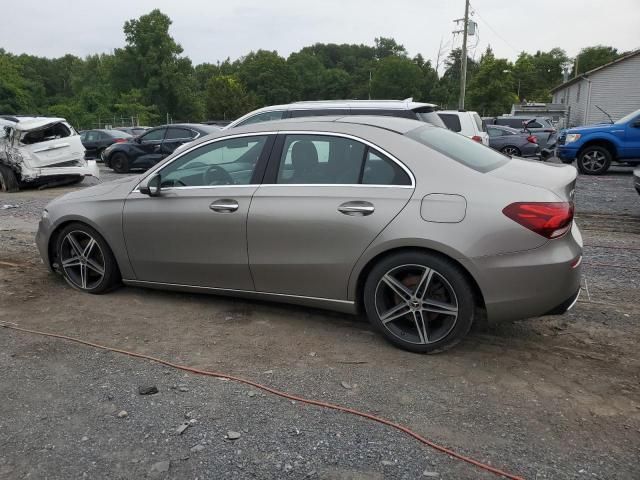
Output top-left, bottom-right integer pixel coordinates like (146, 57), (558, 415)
(407, 125), (509, 173)
(141, 128), (165, 142)
(158, 135), (268, 187)
(438, 113), (462, 132)
(237, 110), (285, 127)
(275, 134), (411, 186)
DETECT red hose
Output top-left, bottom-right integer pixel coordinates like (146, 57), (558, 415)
(1, 323), (525, 480)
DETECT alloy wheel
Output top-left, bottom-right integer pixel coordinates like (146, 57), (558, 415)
(59, 230), (106, 290)
(502, 146), (519, 156)
(374, 264), (458, 345)
(581, 151), (606, 172)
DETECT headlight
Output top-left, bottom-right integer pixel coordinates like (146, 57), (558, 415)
(565, 133), (581, 143)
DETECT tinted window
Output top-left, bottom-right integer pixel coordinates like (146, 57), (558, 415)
(165, 127), (194, 140)
(289, 109), (349, 118)
(487, 127), (502, 138)
(362, 149), (411, 186)
(497, 118), (528, 129)
(438, 113), (462, 132)
(237, 110), (285, 127)
(528, 121), (543, 128)
(415, 110), (447, 128)
(141, 128), (165, 141)
(277, 134), (365, 184)
(159, 136), (268, 187)
(406, 125), (509, 173)
(349, 109), (417, 119)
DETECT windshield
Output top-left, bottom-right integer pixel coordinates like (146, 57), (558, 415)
(406, 125), (509, 173)
(414, 109), (446, 128)
(615, 108), (640, 125)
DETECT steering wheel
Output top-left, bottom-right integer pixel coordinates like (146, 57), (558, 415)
(203, 165), (234, 185)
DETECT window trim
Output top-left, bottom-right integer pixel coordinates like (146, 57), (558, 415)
(261, 131), (415, 188)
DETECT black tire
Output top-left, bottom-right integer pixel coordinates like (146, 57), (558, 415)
(0, 164), (19, 192)
(55, 222), (120, 294)
(110, 153), (130, 173)
(577, 146), (611, 175)
(363, 251), (475, 353)
(96, 148), (105, 162)
(501, 146), (521, 157)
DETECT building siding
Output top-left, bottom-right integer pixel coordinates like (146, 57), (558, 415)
(551, 53), (640, 127)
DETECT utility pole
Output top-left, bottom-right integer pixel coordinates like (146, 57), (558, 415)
(458, 0), (470, 110)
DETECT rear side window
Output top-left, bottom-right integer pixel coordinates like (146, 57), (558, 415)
(497, 118), (528, 129)
(406, 125), (509, 173)
(289, 109), (349, 118)
(349, 109), (417, 119)
(165, 128), (194, 140)
(437, 113), (462, 132)
(237, 110), (285, 127)
(362, 150), (411, 186)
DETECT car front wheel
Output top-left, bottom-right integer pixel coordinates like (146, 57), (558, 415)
(0, 164), (19, 192)
(110, 153), (130, 173)
(577, 146), (611, 175)
(363, 251), (475, 353)
(55, 223), (120, 294)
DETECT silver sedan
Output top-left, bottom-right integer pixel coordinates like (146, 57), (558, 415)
(36, 116), (582, 353)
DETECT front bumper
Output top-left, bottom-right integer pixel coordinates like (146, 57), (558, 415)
(470, 222), (583, 323)
(35, 215), (54, 272)
(556, 145), (579, 161)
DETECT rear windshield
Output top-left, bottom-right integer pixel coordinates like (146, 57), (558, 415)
(437, 113), (462, 132)
(406, 125), (509, 173)
(413, 109), (446, 128)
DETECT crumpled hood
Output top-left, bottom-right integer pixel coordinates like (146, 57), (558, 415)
(53, 175), (140, 203)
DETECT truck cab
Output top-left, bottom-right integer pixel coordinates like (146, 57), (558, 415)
(557, 108), (640, 174)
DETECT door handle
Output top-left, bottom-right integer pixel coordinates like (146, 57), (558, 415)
(153, 145), (161, 151)
(209, 199), (239, 213)
(338, 201), (375, 216)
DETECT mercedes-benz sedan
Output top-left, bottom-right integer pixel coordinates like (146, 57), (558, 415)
(36, 116), (582, 353)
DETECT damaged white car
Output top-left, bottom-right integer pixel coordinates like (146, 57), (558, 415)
(0, 117), (99, 192)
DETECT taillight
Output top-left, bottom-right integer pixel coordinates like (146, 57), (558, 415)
(502, 202), (574, 239)
(527, 135), (538, 144)
(471, 135), (482, 143)
(114, 138), (127, 143)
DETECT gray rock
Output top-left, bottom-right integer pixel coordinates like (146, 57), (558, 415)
(178, 386), (189, 392)
(149, 460), (170, 477)
(341, 381), (352, 389)
(116, 410), (128, 418)
(190, 444), (206, 453)
(381, 460), (395, 466)
(176, 421), (190, 435)
(226, 431), (242, 440)
(138, 385), (159, 395)
(247, 391), (256, 398)
(423, 472), (439, 477)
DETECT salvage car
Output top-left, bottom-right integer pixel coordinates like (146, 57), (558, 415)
(486, 125), (540, 157)
(0, 117), (98, 192)
(36, 116), (582, 353)
(103, 123), (218, 173)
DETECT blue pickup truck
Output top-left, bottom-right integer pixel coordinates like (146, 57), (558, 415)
(557, 108), (640, 175)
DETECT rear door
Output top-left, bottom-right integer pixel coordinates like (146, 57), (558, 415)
(162, 127), (198, 158)
(247, 132), (414, 300)
(20, 121), (85, 167)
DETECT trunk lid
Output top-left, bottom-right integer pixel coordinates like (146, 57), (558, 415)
(18, 120), (85, 167)
(489, 158), (577, 201)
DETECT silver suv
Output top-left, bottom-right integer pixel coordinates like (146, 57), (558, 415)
(225, 99), (446, 129)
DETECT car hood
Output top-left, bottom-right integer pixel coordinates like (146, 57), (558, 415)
(489, 158), (577, 201)
(566, 123), (615, 134)
(54, 175), (140, 203)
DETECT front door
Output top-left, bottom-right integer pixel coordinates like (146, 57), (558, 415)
(248, 133), (414, 300)
(123, 134), (273, 289)
(623, 115), (640, 158)
(134, 127), (167, 168)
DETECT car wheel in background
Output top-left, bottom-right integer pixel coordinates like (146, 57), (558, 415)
(577, 146), (611, 175)
(501, 146), (521, 157)
(110, 153), (130, 173)
(0, 164), (19, 192)
(55, 223), (120, 294)
(363, 251), (475, 353)
(96, 148), (105, 162)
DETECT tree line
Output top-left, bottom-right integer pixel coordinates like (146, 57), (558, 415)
(0, 9), (626, 129)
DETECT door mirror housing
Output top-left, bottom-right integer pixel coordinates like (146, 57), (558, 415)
(140, 174), (161, 196)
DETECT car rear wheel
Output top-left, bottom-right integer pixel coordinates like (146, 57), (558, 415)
(577, 146), (611, 175)
(111, 153), (130, 173)
(96, 148), (105, 162)
(0, 164), (19, 192)
(501, 146), (521, 157)
(363, 251), (475, 353)
(55, 223), (120, 294)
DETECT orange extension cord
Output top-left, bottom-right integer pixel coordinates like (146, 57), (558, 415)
(1, 323), (525, 480)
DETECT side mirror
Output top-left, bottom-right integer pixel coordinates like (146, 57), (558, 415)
(134, 136), (142, 143)
(140, 174), (161, 197)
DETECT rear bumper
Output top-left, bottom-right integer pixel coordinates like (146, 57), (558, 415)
(469, 222), (583, 324)
(22, 160), (100, 183)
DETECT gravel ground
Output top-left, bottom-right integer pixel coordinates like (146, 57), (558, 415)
(1, 161), (639, 479)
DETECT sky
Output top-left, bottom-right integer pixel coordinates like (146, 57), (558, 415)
(2, 0), (639, 70)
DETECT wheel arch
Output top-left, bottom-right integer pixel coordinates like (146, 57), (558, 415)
(577, 138), (617, 158)
(351, 244), (486, 315)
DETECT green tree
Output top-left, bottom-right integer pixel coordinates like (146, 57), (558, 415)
(236, 50), (298, 106)
(467, 48), (518, 116)
(205, 75), (255, 120)
(322, 68), (352, 99)
(0, 51), (34, 114)
(287, 52), (326, 100)
(374, 37), (407, 59)
(573, 45), (620, 75)
(433, 49), (478, 108)
(371, 56), (423, 99)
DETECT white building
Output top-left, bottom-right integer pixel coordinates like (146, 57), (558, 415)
(550, 50), (640, 127)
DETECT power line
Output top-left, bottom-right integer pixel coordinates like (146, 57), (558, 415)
(469, 3), (520, 54)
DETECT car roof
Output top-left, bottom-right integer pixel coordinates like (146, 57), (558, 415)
(222, 115), (428, 135)
(158, 123), (220, 132)
(246, 99), (438, 114)
(437, 110), (480, 115)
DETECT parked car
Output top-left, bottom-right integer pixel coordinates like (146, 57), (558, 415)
(487, 116), (557, 148)
(80, 129), (132, 160)
(437, 110), (489, 146)
(36, 115), (582, 353)
(634, 166), (640, 196)
(556, 108), (640, 175)
(225, 99), (447, 129)
(486, 125), (540, 157)
(0, 117), (98, 192)
(114, 126), (149, 137)
(103, 123), (219, 172)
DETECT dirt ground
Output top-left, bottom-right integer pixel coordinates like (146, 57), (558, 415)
(1, 164), (639, 479)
